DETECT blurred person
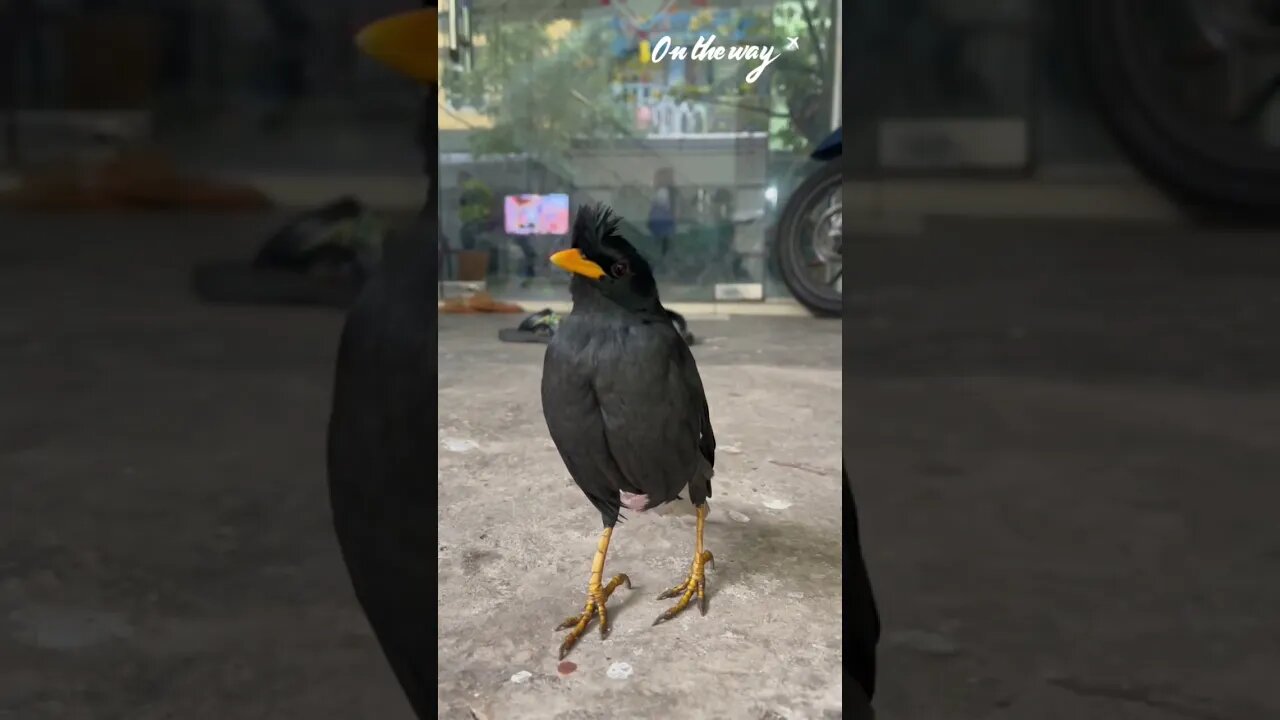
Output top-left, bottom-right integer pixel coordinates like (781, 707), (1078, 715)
(648, 166), (678, 271)
(710, 187), (748, 281)
(257, 0), (310, 131)
(513, 233), (540, 285)
(3, 0), (44, 118)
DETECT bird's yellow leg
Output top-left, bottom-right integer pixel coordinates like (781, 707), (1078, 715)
(556, 526), (631, 659)
(653, 503), (715, 625)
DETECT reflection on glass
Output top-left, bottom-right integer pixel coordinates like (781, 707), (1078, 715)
(505, 194), (571, 236)
(1, 1), (427, 176)
(844, 0), (1034, 172)
(439, 0), (840, 304)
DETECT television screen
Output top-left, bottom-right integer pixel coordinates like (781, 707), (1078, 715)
(504, 193), (570, 235)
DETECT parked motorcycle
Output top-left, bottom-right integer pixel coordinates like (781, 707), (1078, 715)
(775, 127), (842, 317)
(1078, 0), (1280, 217)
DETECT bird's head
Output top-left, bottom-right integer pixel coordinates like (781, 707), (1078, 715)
(355, 6), (437, 215)
(355, 8), (437, 85)
(550, 204), (660, 312)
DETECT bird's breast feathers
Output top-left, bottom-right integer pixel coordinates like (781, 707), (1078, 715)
(546, 316), (701, 419)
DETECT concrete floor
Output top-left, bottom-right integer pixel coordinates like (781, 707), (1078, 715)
(4, 211), (1280, 719)
(438, 314), (841, 719)
(0, 213), (415, 720)
(849, 218), (1280, 720)
(0, 211), (840, 720)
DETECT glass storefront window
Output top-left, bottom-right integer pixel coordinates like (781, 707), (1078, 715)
(438, 0), (840, 305)
(845, 0), (1035, 174)
(1, 1), (426, 177)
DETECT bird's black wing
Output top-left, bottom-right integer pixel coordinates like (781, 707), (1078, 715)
(541, 336), (633, 526)
(844, 462), (880, 702)
(689, 339), (716, 471)
(326, 230), (436, 720)
(595, 322), (714, 507)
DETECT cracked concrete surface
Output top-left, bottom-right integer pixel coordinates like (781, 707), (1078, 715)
(437, 314), (842, 720)
(13, 211), (1276, 720)
(1, 213), (421, 720)
(0, 210), (840, 720)
(850, 219), (1280, 720)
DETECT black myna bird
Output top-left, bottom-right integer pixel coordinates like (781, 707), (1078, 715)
(541, 204), (717, 659)
(326, 7), (437, 719)
(845, 462), (881, 708)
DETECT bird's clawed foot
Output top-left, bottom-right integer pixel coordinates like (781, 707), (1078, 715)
(652, 550), (714, 625)
(556, 573), (632, 659)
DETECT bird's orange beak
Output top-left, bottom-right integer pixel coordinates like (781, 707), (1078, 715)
(355, 9), (438, 85)
(550, 249), (606, 279)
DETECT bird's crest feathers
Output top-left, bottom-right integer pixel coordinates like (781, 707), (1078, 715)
(571, 203), (626, 253)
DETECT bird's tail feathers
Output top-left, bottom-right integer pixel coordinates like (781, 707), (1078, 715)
(688, 455), (714, 505)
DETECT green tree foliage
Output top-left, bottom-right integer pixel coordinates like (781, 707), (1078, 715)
(442, 20), (635, 162)
(668, 0), (837, 152)
(767, 0), (839, 150)
(441, 1), (836, 158)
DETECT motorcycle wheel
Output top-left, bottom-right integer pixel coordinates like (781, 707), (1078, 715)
(776, 161), (842, 317)
(1080, 0), (1280, 217)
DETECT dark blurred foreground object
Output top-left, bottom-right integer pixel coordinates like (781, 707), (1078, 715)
(1080, 0), (1280, 216)
(326, 7), (438, 720)
(845, 461), (881, 709)
(327, 213), (436, 720)
(0, 147), (271, 212)
(191, 197), (388, 308)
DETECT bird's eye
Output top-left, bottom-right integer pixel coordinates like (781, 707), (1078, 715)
(610, 261), (629, 278)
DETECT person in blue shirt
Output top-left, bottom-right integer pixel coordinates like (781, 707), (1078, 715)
(647, 166), (678, 272)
